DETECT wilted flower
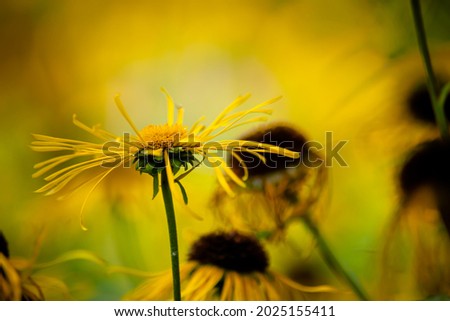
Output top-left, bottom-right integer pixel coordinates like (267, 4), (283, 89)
(399, 139), (450, 235)
(212, 124), (326, 240)
(406, 79), (450, 126)
(0, 231), (105, 300)
(0, 232), (43, 300)
(380, 140), (450, 299)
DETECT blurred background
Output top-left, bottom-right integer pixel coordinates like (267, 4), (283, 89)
(1, 0), (449, 300)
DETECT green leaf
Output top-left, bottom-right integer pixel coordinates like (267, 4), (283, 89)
(145, 163), (154, 173)
(172, 158), (183, 168)
(175, 181), (189, 205)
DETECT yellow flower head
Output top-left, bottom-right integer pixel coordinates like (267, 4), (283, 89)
(122, 231), (334, 300)
(212, 124), (327, 240)
(379, 139), (450, 300)
(0, 231), (105, 300)
(31, 89), (299, 226)
(0, 232), (42, 300)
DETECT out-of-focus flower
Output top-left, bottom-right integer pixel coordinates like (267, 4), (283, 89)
(400, 139), (450, 236)
(120, 231), (334, 300)
(380, 140), (450, 299)
(362, 48), (450, 159)
(0, 231), (105, 300)
(31, 90), (299, 226)
(212, 124), (326, 240)
(405, 80), (450, 126)
(0, 232), (43, 300)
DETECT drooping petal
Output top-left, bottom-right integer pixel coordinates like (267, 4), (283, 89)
(0, 254), (22, 300)
(79, 166), (118, 230)
(214, 166), (235, 197)
(272, 271), (337, 293)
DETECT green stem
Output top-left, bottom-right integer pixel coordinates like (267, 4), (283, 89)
(161, 170), (181, 301)
(410, 0), (449, 139)
(302, 216), (369, 300)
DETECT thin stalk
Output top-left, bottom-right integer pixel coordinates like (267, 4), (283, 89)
(302, 216), (369, 301)
(161, 170), (181, 301)
(410, 0), (449, 139)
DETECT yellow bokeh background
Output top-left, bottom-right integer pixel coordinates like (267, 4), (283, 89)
(1, 0), (449, 300)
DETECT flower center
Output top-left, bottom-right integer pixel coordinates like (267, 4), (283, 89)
(400, 139), (450, 237)
(400, 139), (450, 196)
(188, 231), (269, 273)
(407, 79), (450, 124)
(231, 124), (305, 177)
(139, 124), (187, 150)
(0, 232), (9, 258)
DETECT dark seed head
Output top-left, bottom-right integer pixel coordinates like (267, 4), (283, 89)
(188, 231), (269, 273)
(230, 124), (306, 177)
(400, 139), (450, 235)
(400, 139), (450, 195)
(407, 81), (450, 124)
(0, 231), (9, 258)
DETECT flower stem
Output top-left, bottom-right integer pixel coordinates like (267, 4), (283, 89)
(410, 0), (449, 139)
(161, 170), (181, 301)
(302, 216), (369, 300)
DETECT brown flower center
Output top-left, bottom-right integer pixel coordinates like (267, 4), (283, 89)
(407, 79), (450, 124)
(0, 232), (9, 258)
(230, 124), (306, 177)
(188, 231), (269, 273)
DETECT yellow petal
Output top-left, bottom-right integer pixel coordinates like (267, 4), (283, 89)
(176, 106), (184, 125)
(161, 88), (175, 126)
(114, 95), (145, 142)
(214, 166), (235, 197)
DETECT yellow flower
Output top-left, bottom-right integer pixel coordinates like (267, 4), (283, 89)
(0, 231), (105, 300)
(31, 90), (299, 224)
(0, 232), (44, 300)
(120, 231), (334, 300)
(212, 124), (326, 240)
(379, 139), (450, 300)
